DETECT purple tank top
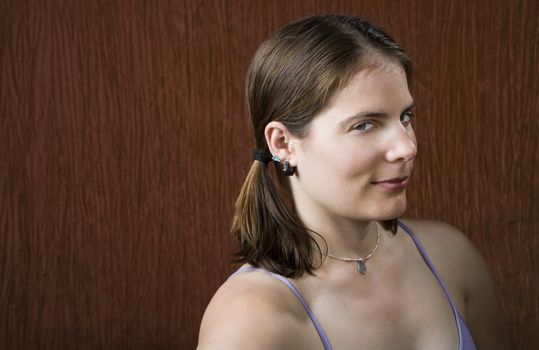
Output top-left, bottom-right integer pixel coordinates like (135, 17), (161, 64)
(229, 221), (477, 350)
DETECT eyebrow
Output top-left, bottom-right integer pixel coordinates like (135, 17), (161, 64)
(340, 101), (416, 127)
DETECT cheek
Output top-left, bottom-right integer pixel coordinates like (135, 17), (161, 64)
(299, 141), (378, 187)
(332, 147), (378, 179)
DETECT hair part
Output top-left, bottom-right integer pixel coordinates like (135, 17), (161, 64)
(232, 15), (410, 278)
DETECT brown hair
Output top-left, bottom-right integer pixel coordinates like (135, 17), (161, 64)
(232, 15), (411, 278)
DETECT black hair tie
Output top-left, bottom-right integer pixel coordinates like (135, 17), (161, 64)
(252, 149), (296, 176)
(252, 149), (273, 164)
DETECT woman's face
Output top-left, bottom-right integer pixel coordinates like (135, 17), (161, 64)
(289, 60), (417, 224)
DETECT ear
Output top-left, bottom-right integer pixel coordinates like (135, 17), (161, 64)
(264, 121), (298, 166)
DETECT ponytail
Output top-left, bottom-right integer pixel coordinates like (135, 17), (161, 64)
(231, 160), (320, 278)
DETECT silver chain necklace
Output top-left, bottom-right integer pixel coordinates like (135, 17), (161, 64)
(321, 223), (381, 274)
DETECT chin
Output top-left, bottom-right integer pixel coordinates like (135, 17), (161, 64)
(375, 195), (407, 220)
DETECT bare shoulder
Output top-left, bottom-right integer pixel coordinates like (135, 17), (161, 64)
(400, 219), (476, 256)
(400, 219), (477, 296)
(400, 219), (515, 349)
(197, 268), (311, 350)
(400, 219), (490, 301)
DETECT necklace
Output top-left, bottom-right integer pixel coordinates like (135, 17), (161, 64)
(319, 223), (381, 274)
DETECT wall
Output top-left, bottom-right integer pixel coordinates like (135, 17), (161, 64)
(1, 0), (537, 349)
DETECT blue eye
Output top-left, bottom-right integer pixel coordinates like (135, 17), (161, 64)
(400, 111), (415, 126)
(353, 121), (375, 133)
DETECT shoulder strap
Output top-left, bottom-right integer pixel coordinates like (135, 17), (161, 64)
(230, 267), (332, 350)
(397, 221), (466, 349)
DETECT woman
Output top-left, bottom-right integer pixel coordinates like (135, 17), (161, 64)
(198, 15), (513, 349)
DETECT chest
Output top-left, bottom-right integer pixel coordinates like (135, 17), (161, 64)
(295, 252), (465, 350)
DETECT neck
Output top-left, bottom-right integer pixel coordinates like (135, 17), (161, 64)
(295, 206), (383, 265)
(290, 185), (391, 269)
(314, 220), (379, 252)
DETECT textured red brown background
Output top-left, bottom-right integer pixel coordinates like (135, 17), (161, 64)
(1, 0), (537, 349)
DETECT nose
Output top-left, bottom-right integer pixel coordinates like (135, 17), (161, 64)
(385, 126), (417, 163)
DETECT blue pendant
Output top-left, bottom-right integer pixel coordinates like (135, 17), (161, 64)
(358, 259), (367, 274)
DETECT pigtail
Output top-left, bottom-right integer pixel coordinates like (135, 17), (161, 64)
(231, 160), (318, 277)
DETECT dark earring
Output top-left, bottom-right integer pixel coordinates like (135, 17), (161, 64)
(271, 155), (296, 176)
(282, 161), (296, 176)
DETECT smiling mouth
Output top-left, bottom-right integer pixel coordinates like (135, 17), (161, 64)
(371, 177), (409, 191)
(372, 177), (408, 184)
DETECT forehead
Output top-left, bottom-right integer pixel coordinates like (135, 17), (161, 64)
(319, 61), (412, 121)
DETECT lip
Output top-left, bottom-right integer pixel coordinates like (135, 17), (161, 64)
(371, 177), (409, 191)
